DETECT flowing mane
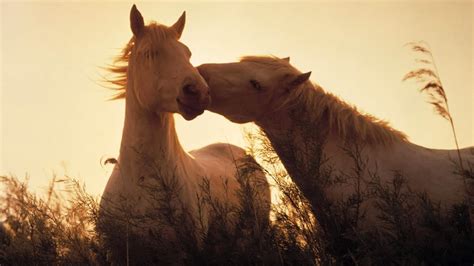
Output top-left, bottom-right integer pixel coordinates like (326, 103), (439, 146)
(241, 56), (407, 146)
(105, 23), (178, 100)
(241, 55), (289, 69)
(299, 83), (407, 146)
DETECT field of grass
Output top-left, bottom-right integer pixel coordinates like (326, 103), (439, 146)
(1, 137), (472, 265)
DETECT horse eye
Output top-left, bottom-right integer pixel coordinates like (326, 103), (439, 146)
(250, 79), (262, 90)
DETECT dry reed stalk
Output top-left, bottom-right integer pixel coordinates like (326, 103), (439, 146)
(403, 41), (472, 226)
(403, 41), (466, 178)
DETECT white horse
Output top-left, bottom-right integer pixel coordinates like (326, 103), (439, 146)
(198, 56), (473, 228)
(99, 5), (270, 250)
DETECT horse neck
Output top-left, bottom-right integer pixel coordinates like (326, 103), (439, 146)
(256, 86), (331, 204)
(256, 85), (409, 211)
(118, 83), (189, 182)
(258, 85), (327, 157)
(259, 82), (406, 161)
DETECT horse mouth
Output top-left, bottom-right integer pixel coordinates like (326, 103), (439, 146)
(177, 98), (204, 120)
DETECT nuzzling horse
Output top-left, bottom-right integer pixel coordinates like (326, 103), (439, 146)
(99, 6), (270, 259)
(198, 56), (473, 229)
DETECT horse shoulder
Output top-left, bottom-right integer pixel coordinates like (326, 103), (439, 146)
(189, 142), (247, 184)
(190, 142), (247, 162)
(189, 143), (246, 200)
(189, 143), (270, 210)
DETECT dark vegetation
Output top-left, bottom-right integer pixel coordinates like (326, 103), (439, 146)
(1, 43), (473, 265)
(246, 128), (473, 265)
(1, 131), (472, 265)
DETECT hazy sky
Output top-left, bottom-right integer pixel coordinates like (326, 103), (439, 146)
(1, 1), (473, 195)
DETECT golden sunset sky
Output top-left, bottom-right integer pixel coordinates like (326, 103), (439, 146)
(1, 1), (473, 195)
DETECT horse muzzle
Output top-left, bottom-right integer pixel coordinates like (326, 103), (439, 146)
(176, 94), (210, 120)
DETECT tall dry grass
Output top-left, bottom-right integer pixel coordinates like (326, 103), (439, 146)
(1, 132), (472, 264)
(0, 160), (319, 265)
(0, 175), (106, 265)
(403, 40), (474, 224)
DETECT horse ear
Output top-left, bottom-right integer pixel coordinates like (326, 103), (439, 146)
(171, 11), (186, 39)
(291, 71), (312, 87)
(282, 57), (290, 62)
(130, 4), (145, 37)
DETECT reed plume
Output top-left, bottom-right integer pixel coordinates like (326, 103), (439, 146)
(403, 41), (465, 174)
(403, 42), (473, 230)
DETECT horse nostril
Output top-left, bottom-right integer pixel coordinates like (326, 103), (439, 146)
(183, 84), (198, 96)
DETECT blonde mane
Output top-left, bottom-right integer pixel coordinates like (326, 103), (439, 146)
(241, 56), (407, 146)
(105, 23), (178, 100)
(299, 83), (407, 146)
(241, 55), (290, 69)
